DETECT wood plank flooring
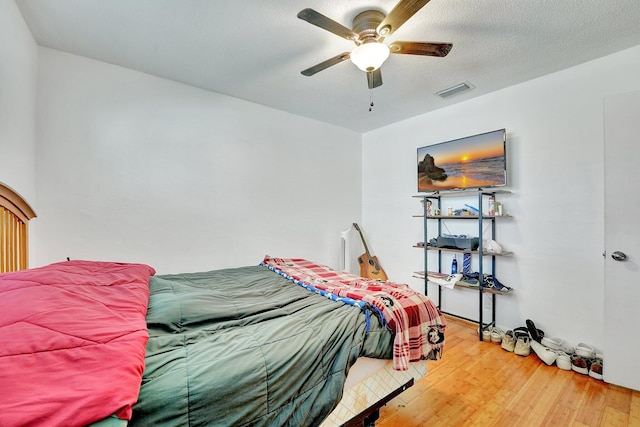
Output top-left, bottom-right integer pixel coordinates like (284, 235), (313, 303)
(376, 316), (640, 427)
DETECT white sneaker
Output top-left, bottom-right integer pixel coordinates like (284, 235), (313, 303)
(514, 336), (531, 357)
(531, 340), (557, 365)
(556, 352), (572, 370)
(491, 328), (505, 344)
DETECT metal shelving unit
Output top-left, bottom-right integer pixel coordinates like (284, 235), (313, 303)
(413, 189), (512, 341)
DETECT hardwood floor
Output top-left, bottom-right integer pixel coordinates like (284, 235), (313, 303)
(376, 316), (640, 427)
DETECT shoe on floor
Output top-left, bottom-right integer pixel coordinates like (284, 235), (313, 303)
(531, 340), (558, 365)
(526, 319), (544, 343)
(541, 337), (575, 354)
(575, 343), (596, 359)
(491, 328), (505, 344)
(556, 353), (572, 370)
(589, 355), (604, 380)
(514, 335), (531, 357)
(571, 354), (590, 375)
(480, 326), (492, 342)
(501, 330), (515, 352)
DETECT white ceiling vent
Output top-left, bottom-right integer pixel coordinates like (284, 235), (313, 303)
(436, 81), (475, 99)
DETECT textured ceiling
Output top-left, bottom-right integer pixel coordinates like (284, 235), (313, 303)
(15, 0), (640, 133)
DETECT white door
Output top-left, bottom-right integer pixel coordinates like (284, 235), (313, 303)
(603, 90), (640, 390)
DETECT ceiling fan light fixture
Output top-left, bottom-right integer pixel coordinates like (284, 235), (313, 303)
(350, 42), (390, 72)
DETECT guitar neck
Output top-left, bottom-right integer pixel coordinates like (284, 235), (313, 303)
(353, 223), (372, 257)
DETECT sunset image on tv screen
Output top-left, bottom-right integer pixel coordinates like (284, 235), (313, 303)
(417, 129), (506, 191)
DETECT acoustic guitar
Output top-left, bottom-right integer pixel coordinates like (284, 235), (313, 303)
(353, 223), (388, 281)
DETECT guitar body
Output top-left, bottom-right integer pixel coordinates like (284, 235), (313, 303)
(353, 223), (388, 281)
(358, 253), (388, 281)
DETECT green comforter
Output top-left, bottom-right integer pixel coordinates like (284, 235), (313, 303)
(130, 266), (392, 427)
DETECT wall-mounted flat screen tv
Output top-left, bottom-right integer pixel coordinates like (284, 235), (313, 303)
(417, 129), (507, 192)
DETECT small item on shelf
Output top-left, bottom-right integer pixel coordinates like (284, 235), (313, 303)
(434, 208), (441, 216)
(494, 201), (502, 216)
(488, 195), (495, 216)
(464, 204), (479, 214)
(425, 199), (432, 216)
(451, 256), (458, 274)
(447, 207), (453, 216)
(463, 253), (471, 273)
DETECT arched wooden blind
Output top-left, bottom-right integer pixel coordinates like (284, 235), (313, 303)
(0, 183), (36, 273)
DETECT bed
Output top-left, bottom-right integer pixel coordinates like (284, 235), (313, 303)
(0, 256), (446, 427)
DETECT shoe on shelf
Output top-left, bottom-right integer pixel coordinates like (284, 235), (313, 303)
(514, 335), (531, 357)
(491, 328), (505, 344)
(531, 340), (558, 366)
(589, 355), (604, 380)
(575, 343), (596, 359)
(501, 330), (515, 352)
(571, 354), (590, 375)
(483, 275), (512, 292)
(526, 319), (544, 343)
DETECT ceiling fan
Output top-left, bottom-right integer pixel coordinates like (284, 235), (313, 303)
(297, 0), (452, 89)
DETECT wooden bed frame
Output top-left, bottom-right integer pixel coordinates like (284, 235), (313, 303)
(0, 182), (36, 273)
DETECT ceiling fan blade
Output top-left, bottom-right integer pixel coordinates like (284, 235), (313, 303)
(377, 0), (431, 37)
(301, 52), (351, 76)
(389, 41), (452, 57)
(297, 8), (359, 41)
(367, 69), (383, 89)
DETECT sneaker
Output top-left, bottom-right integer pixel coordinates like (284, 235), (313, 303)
(575, 343), (596, 359)
(571, 354), (590, 375)
(514, 336), (531, 357)
(501, 330), (515, 352)
(491, 328), (505, 344)
(556, 353), (572, 370)
(480, 326), (492, 342)
(531, 340), (558, 365)
(589, 355), (604, 380)
(483, 275), (512, 292)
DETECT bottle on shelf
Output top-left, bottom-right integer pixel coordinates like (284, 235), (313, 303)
(451, 256), (458, 274)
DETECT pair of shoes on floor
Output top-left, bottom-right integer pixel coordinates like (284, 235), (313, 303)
(513, 327), (531, 357)
(571, 354), (590, 375)
(479, 325), (505, 344)
(571, 350), (604, 380)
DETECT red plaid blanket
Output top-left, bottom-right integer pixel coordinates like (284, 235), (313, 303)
(262, 257), (446, 370)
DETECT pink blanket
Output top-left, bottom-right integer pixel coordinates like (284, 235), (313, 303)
(0, 260), (155, 427)
(262, 257), (446, 370)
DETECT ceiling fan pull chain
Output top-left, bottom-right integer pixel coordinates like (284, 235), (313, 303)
(369, 91), (374, 112)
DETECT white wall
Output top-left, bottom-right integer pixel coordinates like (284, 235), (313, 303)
(362, 44), (640, 351)
(0, 0), (38, 204)
(34, 48), (362, 274)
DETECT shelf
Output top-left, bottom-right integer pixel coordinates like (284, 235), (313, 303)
(413, 245), (513, 256)
(412, 214), (512, 219)
(412, 272), (512, 295)
(413, 189), (511, 198)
